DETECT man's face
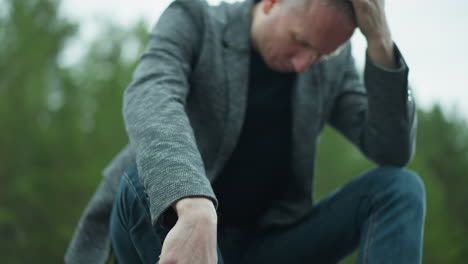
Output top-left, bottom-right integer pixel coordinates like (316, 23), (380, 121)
(252, 0), (355, 73)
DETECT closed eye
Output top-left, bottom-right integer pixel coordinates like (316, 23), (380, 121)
(292, 32), (310, 48)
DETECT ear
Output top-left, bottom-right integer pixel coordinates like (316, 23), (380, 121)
(262, 0), (277, 14)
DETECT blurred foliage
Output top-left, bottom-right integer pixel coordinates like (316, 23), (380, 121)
(0, 0), (467, 263)
(0, 0), (146, 262)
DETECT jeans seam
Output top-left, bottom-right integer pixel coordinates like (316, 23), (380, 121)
(124, 171), (153, 223)
(363, 198), (377, 264)
(119, 174), (132, 231)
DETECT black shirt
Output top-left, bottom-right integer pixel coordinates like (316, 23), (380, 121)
(212, 49), (296, 227)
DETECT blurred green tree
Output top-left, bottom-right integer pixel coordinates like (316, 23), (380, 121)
(0, 0), (147, 262)
(0, 0), (78, 262)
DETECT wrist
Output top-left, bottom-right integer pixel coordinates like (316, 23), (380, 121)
(366, 35), (396, 69)
(173, 197), (217, 221)
(367, 34), (393, 52)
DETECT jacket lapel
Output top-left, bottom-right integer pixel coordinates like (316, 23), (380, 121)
(214, 0), (254, 172)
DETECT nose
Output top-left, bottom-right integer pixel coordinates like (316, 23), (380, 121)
(291, 50), (320, 73)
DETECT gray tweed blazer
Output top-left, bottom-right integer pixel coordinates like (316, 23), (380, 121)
(65, 0), (416, 263)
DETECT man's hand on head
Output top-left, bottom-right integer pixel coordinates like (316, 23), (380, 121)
(349, 0), (396, 68)
(158, 197), (218, 264)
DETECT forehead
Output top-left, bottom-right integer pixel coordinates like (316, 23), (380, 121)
(289, 1), (355, 53)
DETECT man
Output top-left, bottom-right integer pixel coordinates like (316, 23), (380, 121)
(66, 0), (426, 263)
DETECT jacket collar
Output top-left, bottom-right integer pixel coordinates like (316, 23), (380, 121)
(222, 0), (255, 52)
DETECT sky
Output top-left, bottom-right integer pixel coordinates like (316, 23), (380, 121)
(60, 0), (468, 117)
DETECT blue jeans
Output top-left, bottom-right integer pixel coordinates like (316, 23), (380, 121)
(110, 164), (425, 264)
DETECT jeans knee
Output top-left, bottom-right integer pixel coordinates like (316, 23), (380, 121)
(378, 166), (426, 213)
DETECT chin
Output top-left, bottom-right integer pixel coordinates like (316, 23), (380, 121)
(265, 59), (289, 72)
(270, 65), (286, 72)
(275, 63), (294, 73)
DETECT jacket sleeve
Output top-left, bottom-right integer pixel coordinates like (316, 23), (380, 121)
(123, 0), (217, 228)
(328, 43), (417, 166)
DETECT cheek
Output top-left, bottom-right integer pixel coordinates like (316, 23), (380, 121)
(265, 38), (280, 58)
(265, 39), (285, 58)
(277, 43), (297, 62)
(261, 28), (293, 61)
